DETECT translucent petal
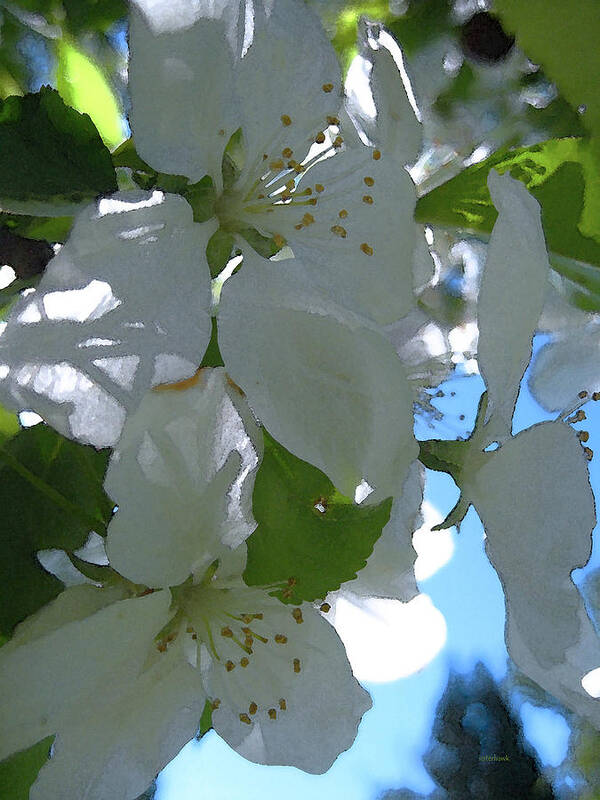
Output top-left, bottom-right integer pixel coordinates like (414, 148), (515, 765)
(200, 585), (371, 773)
(528, 326), (600, 412)
(468, 422), (600, 726)
(129, 8), (238, 183)
(218, 255), (418, 501)
(0, 590), (172, 760)
(106, 368), (262, 588)
(272, 144), (416, 325)
(477, 170), (549, 435)
(233, 0), (341, 187)
(0, 192), (212, 447)
(30, 637), (204, 800)
(340, 460), (423, 600)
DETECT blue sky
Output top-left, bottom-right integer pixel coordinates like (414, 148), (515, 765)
(157, 338), (596, 799)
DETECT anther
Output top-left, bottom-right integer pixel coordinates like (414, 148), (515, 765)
(578, 431), (590, 442)
(285, 179), (295, 190)
(281, 114), (292, 126)
(594, 392), (600, 401)
(268, 708), (277, 720)
(322, 83), (334, 92)
(211, 698), (221, 710)
(191, 633), (197, 640)
(292, 608), (304, 624)
(330, 225), (347, 238)
(218, 129), (225, 135)
(338, 209), (348, 218)
(221, 627), (233, 638)
(315, 131), (326, 144)
(186, 626), (194, 634)
(364, 176), (375, 187)
(273, 234), (286, 248)
(157, 642), (167, 653)
(253, 613), (264, 620)
(249, 702), (258, 715)
(333, 135), (343, 148)
(579, 390), (588, 399)
(584, 447), (594, 461)
(315, 183), (325, 192)
(226, 660), (236, 672)
(320, 602), (331, 613)
(275, 634), (288, 644)
(279, 699), (287, 711)
(373, 149), (381, 160)
(302, 213), (315, 225)
(295, 223), (304, 230)
(262, 154), (268, 161)
(282, 147), (293, 158)
(360, 243), (374, 256)
(241, 615), (253, 624)
(257, 193), (265, 199)
(239, 713), (252, 725)
(362, 195), (374, 204)
(293, 658), (301, 673)
(270, 159), (284, 171)
(240, 657), (250, 667)
(307, 197), (318, 205)
(327, 115), (340, 125)
(245, 636), (254, 648)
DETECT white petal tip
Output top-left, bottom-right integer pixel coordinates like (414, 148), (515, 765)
(582, 667), (600, 698)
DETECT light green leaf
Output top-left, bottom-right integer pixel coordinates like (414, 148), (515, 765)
(244, 432), (392, 603)
(0, 737), (53, 800)
(56, 39), (124, 150)
(416, 138), (600, 308)
(0, 403), (19, 445)
(0, 425), (113, 636)
(494, 0), (600, 140)
(206, 229), (234, 278)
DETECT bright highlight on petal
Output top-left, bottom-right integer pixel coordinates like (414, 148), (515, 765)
(582, 667), (600, 698)
(329, 593), (447, 683)
(413, 501), (454, 582)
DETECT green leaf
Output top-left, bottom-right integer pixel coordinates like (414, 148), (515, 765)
(206, 229), (234, 278)
(0, 403), (20, 446)
(197, 699), (213, 739)
(244, 432), (393, 603)
(56, 39), (124, 150)
(62, 0), (126, 34)
(0, 737), (53, 800)
(0, 425), (113, 636)
(0, 213), (74, 243)
(416, 138), (600, 306)
(0, 87), (117, 203)
(494, 0), (600, 139)
(389, 0), (454, 58)
(200, 317), (225, 368)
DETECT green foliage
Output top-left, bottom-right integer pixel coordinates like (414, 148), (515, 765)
(0, 425), (113, 636)
(198, 699), (213, 739)
(416, 138), (600, 309)
(0, 403), (20, 445)
(0, 213), (73, 243)
(206, 229), (234, 278)
(244, 432), (392, 603)
(61, 0), (126, 34)
(388, 0), (453, 58)
(0, 87), (117, 203)
(0, 736), (53, 800)
(200, 318), (225, 369)
(495, 0), (600, 141)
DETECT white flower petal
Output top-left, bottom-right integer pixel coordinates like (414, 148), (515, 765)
(218, 256), (418, 501)
(529, 326), (600, 412)
(276, 145), (416, 325)
(0, 590), (172, 760)
(340, 460), (423, 600)
(0, 192), (212, 447)
(233, 0), (341, 184)
(477, 170), (549, 435)
(469, 421), (600, 726)
(30, 637), (204, 800)
(201, 588), (371, 774)
(105, 368), (262, 588)
(129, 8), (238, 183)
(348, 23), (422, 164)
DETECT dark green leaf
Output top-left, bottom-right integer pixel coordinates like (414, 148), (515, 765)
(197, 699), (213, 739)
(200, 318), (224, 368)
(0, 737), (53, 800)
(1, 214), (74, 243)
(0, 87), (117, 203)
(244, 433), (392, 603)
(206, 229), (234, 278)
(62, 0), (126, 34)
(389, 0), (454, 58)
(238, 227), (279, 259)
(184, 176), (216, 223)
(0, 425), (113, 636)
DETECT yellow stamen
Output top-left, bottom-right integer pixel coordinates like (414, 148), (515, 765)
(211, 698), (221, 710)
(239, 713), (252, 725)
(322, 83), (334, 93)
(364, 176), (375, 187)
(279, 699), (287, 711)
(282, 147), (293, 158)
(327, 115), (340, 125)
(360, 243), (374, 256)
(273, 234), (286, 248)
(315, 131), (326, 144)
(221, 627), (233, 638)
(315, 183), (325, 192)
(270, 159), (284, 171)
(362, 195), (374, 204)
(275, 634), (288, 644)
(249, 702), (258, 715)
(333, 135), (343, 148)
(226, 660), (235, 672)
(293, 658), (301, 673)
(373, 149), (381, 160)
(240, 657), (250, 667)
(302, 213), (315, 225)
(281, 114), (292, 126)
(338, 209), (348, 219)
(292, 608), (304, 624)
(268, 708), (277, 720)
(320, 602), (331, 613)
(330, 225), (347, 238)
